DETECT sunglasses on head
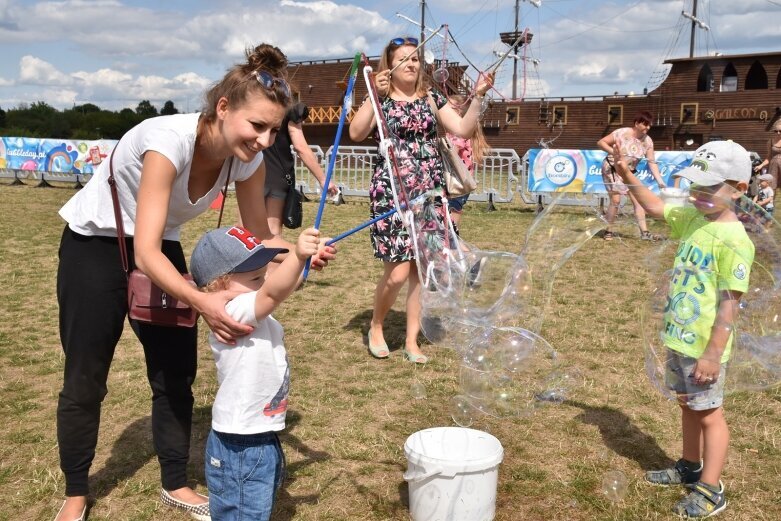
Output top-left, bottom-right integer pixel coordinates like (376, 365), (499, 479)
(253, 70), (291, 99)
(390, 37), (418, 47)
(775, 130), (781, 134)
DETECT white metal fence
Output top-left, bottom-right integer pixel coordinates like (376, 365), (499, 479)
(294, 145), (521, 203)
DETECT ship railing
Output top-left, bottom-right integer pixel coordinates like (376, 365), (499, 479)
(294, 146), (520, 203)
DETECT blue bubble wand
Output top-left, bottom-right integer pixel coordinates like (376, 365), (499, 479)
(302, 53), (362, 281)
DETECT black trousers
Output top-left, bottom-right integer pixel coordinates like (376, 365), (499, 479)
(56, 226), (198, 496)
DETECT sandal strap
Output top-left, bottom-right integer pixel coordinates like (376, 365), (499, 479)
(688, 482), (723, 505)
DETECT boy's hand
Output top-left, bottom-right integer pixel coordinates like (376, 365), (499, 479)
(691, 357), (720, 385)
(296, 227), (321, 260)
(611, 143), (631, 180)
(307, 234), (337, 271)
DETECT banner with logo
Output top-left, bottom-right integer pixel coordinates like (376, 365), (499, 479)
(0, 137), (118, 174)
(527, 149), (694, 194)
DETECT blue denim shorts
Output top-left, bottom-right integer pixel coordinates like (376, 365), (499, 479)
(664, 350), (727, 411)
(206, 429), (286, 521)
(448, 194), (470, 212)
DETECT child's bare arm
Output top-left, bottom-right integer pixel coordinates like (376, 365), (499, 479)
(692, 290), (742, 385)
(611, 143), (666, 218)
(254, 228), (321, 320)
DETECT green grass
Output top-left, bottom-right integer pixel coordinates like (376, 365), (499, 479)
(1, 182), (780, 520)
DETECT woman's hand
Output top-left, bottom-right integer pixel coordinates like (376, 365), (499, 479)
(476, 71), (495, 97)
(309, 239), (337, 271)
(194, 290), (253, 344)
(374, 70), (391, 97)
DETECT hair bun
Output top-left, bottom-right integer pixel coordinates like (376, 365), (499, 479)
(246, 44), (288, 76)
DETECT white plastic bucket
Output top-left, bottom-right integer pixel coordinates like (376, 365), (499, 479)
(403, 427), (504, 521)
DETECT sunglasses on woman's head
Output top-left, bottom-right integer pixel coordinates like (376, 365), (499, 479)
(253, 70), (291, 99)
(390, 37), (418, 47)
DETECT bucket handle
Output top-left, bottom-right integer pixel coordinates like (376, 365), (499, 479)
(403, 466), (443, 483)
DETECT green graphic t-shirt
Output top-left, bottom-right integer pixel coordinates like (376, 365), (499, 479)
(661, 205), (754, 362)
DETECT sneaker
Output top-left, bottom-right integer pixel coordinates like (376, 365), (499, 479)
(467, 257), (487, 288)
(673, 481), (726, 518)
(646, 459), (702, 485)
(160, 489), (211, 521)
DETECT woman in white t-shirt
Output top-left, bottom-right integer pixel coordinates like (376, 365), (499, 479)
(53, 44), (336, 521)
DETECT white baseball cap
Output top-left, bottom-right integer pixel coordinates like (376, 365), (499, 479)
(674, 140), (751, 187)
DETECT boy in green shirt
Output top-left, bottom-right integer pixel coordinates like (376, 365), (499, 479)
(612, 140), (754, 518)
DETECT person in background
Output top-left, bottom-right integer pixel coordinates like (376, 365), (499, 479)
(753, 119), (781, 191)
(597, 110), (667, 241)
(754, 173), (775, 228)
(263, 102), (338, 238)
(446, 94), (489, 230)
(53, 44), (335, 521)
(348, 36), (492, 363)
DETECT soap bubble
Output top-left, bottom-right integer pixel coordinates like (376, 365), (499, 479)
(410, 381), (427, 400)
(641, 187), (781, 401)
(450, 395), (474, 427)
(432, 67), (449, 84)
(601, 470), (628, 502)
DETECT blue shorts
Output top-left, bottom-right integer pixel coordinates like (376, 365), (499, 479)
(449, 194), (470, 213)
(206, 429), (286, 520)
(664, 350), (727, 411)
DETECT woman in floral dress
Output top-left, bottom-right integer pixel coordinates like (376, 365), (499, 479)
(349, 36), (492, 363)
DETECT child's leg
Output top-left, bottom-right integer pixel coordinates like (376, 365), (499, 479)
(697, 407), (729, 487)
(680, 404), (703, 463)
(206, 431), (283, 521)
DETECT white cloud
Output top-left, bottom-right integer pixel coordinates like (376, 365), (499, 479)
(19, 55), (74, 86)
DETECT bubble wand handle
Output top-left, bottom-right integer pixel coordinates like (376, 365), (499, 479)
(361, 54), (410, 214)
(325, 208), (399, 247)
(302, 52), (362, 281)
(324, 194), (424, 247)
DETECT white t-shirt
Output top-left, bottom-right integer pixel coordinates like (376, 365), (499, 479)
(759, 186), (775, 210)
(59, 113), (263, 241)
(210, 291), (288, 434)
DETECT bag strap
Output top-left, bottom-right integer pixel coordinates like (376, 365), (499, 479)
(426, 91), (439, 123)
(216, 157), (233, 228)
(107, 146), (130, 276)
(107, 147), (233, 275)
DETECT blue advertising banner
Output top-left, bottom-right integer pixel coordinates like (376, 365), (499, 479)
(527, 149), (694, 194)
(0, 137), (118, 174)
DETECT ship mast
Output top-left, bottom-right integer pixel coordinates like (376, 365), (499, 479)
(420, 0), (426, 56)
(682, 0), (709, 58)
(688, 0), (698, 58)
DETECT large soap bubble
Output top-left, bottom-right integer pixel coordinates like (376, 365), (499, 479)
(641, 184), (781, 402)
(370, 103), (604, 422)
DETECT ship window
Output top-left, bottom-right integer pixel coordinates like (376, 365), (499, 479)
(696, 65), (714, 92)
(607, 105), (623, 125)
(506, 107), (520, 125)
(720, 63), (738, 92)
(745, 61), (768, 90)
(552, 105), (567, 125)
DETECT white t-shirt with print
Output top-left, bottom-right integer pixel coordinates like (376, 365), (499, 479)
(59, 113), (263, 241)
(209, 291), (289, 434)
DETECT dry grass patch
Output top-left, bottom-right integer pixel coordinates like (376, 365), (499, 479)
(0, 183), (780, 520)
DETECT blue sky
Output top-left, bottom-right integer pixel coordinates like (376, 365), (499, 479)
(0, 0), (778, 111)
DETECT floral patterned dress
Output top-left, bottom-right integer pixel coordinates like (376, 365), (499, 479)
(370, 90), (448, 262)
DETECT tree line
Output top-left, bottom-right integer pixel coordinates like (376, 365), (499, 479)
(0, 100), (182, 140)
